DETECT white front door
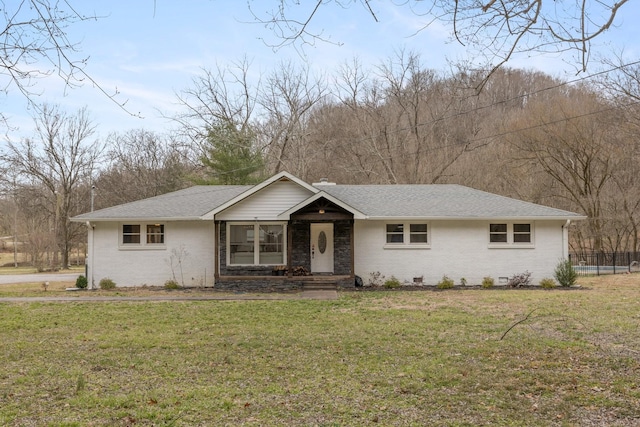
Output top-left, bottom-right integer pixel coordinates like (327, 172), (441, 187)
(310, 223), (334, 273)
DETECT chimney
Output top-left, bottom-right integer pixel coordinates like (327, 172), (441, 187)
(313, 178), (336, 186)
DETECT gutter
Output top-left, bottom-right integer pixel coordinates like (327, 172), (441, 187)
(70, 216), (207, 223)
(364, 216), (587, 221)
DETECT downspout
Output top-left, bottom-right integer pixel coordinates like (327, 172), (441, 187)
(86, 221), (95, 289)
(562, 220), (571, 260)
(214, 221), (220, 284)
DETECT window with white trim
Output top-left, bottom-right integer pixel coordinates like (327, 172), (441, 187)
(410, 224), (428, 243)
(489, 223), (533, 245)
(228, 223), (285, 265)
(513, 223), (531, 243)
(146, 224), (165, 244)
(386, 224), (404, 243)
(121, 223), (165, 247)
(385, 223), (429, 247)
(122, 224), (141, 244)
(489, 223), (508, 243)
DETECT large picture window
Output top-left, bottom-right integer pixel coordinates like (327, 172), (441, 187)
(229, 223), (285, 265)
(259, 225), (284, 264)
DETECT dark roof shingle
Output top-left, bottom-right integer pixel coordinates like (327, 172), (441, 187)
(73, 181), (583, 221)
(73, 185), (251, 221)
(319, 184), (580, 219)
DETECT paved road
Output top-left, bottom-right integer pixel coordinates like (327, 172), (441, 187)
(0, 272), (79, 285)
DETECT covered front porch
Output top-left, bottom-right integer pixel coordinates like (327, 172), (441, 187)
(214, 197), (355, 290)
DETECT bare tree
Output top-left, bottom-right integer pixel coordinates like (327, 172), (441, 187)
(0, 104), (102, 268)
(446, 67), (565, 198)
(311, 51), (485, 184)
(249, 1), (629, 75)
(12, 183), (56, 270)
(258, 60), (329, 177)
(597, 60), (640, 251)
(172, 57), (258, 150)
(506, 88), (625, 251)
(171, 58), (271, 184)
(0, 1), (131, 124)
(94, 129), (196, 208)
(174, 59), (330, 180)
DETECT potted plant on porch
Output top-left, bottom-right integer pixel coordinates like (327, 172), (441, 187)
(272, 265), (287, 276)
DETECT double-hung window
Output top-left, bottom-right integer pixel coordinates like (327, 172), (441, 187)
(386, 224), (404, 243)
(513, 224), (531, 243)
(489, 223), (533, 246)
(121, 223), (165, 248)
(146, 224), (165, 244)
(122, 225), (141, 244)
(409, 224), (428, 243)
(228, 223), (285, 265)
(489, 224), (508, 243)
(385, 223), (429, 247)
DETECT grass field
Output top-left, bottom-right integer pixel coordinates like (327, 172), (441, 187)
(1, 275), (639, 426)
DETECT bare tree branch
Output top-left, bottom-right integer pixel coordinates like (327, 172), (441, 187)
(501, 308), (539, 340)
(0, 0), (138, 124)
(248, 1), (630, 73)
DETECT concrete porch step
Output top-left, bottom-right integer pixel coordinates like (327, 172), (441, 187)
(302, 279), (337, 291)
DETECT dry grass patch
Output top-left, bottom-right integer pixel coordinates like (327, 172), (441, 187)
(0, 281), (76, 295)
(0, 281), (240, 298)
(0, 266), (39, 275)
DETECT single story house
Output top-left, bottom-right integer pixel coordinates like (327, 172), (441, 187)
(71, 171), (585, 290)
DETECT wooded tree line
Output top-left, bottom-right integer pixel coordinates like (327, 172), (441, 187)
(2, 53), (640, 268)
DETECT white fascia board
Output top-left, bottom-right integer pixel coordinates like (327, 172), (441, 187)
(364, 215), (587, 221)
(69, 216), (205, 223)
(200, 171), (319, 220)
(278, 191), (367, 220)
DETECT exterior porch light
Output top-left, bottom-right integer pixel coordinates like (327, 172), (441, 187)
(319, 209), (325, 214)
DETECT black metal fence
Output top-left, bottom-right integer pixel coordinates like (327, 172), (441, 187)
(569, 252), (640, 276)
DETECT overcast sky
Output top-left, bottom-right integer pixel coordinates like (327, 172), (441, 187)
(3, 1), (640, 143)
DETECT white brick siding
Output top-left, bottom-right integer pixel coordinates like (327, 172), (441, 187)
(354, 219), (566, 286)
(88, 221), (215, 288)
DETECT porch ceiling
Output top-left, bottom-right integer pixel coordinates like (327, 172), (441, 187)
(289, 196), (354, 221)
(279, 192), (366, 220)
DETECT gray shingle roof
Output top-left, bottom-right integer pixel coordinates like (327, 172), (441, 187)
(72, 181), (583, 221)
(319, 184), (582, 219)
(72, 185), (251, 221)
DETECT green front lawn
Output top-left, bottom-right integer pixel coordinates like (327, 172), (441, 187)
(1, 276), (639, 426)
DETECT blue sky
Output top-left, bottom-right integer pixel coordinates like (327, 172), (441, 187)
(3, 1), (640, 142)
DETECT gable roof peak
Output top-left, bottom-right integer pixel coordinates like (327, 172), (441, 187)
(201, 171), (319, 219)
